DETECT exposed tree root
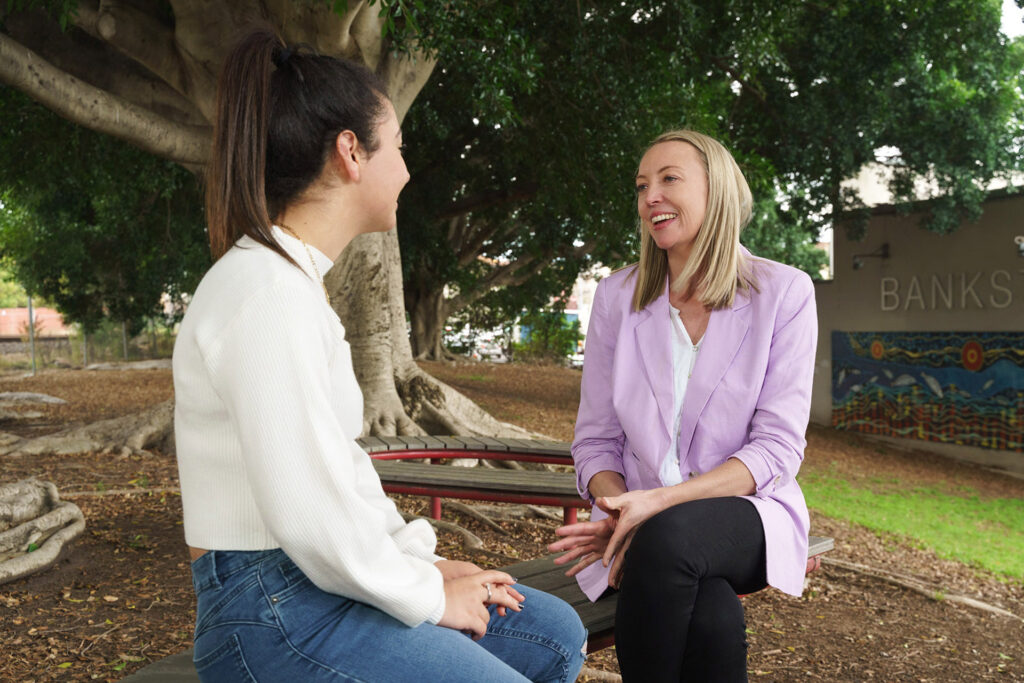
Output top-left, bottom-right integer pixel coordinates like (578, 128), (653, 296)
(0, 392), (67, 405)
(399, 512), (518, 563)
(393, 360), (545, 440)
(0, 480), (85, 585)
(0, 392), (65, 421)
(446, 501), (508, 535)
(579, 666), (622, 682)
(400, 511), (484, 549)
(85, 360), (172, 371)
(525, 505), (564, 522)
(62, 488), (180, 498)
(0, 399), (173, 458)
(458, 503), (564, 523)
(823, 557), (1023, 623)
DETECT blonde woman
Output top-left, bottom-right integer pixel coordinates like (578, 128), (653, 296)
(550, 131), (817, 682)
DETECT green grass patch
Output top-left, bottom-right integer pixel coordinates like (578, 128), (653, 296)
(800, 472), (1024, 579)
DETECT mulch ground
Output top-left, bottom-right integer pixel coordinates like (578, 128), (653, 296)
(0, 363), (1022, 682)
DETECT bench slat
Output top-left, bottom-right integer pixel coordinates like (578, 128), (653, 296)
(418, 435), (448, 449)
(809, 535), (834, 557)
(378, 435), (409, 450)
(357, 436), (389, 453)
(454, 435), (488, 450)
(372, 461), (580, 497)
(397, 435), (428, 449)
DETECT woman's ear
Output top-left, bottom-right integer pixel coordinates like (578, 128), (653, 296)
(333, 130), (361, 183)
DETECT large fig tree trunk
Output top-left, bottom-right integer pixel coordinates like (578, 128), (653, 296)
(327, 227), (532, 438)
(407, 277), (450, 361)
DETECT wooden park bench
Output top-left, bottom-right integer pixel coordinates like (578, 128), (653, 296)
(121, 438), (833, 681)
(360, 435), (584, 523)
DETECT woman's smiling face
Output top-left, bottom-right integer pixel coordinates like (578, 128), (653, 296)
(635, 140), (708, 260)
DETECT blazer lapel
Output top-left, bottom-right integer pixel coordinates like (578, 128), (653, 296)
(676, 288), (752, 457)
(634, 287), (674, 440)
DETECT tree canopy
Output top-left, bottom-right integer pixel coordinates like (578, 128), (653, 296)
(397, 0), (1022, 357)
(0, 88), (209, 333)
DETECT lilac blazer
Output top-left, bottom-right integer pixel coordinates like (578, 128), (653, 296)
(572, 255), (817, 601)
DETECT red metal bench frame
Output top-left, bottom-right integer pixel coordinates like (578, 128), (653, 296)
(369, 447), (585, 524)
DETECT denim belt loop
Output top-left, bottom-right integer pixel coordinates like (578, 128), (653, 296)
(191, 551), (223, 593)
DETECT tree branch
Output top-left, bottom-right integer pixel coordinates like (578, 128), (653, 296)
(448, 238), (596, 314)
(381, 47), (437, 123)
(0, 32), (210, 165)
(437, 184), (538, 222)
(709, 55), (786, 131)
(447, 253), (551, 313)
(3, 8), (207, 126)
(455, 220), (503, 267)
(351, 0), (384, 69)
(72, 0), (189, 103)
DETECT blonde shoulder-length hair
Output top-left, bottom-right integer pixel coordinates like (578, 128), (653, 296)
(630, 129), (758, 312)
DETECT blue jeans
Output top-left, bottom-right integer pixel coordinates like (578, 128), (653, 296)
(190, 549), (587, 682)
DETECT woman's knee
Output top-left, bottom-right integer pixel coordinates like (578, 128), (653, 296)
(489, 585), (586, 683)
(518, 585), (587, 651)
(624, 504), (702, 576)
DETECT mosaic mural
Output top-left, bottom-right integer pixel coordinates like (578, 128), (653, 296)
(831, 331), (1024, 452)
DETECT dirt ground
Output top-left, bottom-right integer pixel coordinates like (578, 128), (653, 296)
(0, 362), (1022, 682)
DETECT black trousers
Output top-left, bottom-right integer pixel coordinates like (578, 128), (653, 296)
(614, 497), (768, 683)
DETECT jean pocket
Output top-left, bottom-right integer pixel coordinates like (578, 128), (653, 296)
(277, 558), (311, 589)
(194, 633), (258, 683)
(194, 573), (265, 638)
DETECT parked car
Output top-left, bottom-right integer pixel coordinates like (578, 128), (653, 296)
(473, 339), (508, 363)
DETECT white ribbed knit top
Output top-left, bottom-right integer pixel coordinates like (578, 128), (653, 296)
(173, 227), (444, 627)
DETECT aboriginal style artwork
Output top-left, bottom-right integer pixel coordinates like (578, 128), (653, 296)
(831, 332), (1024, 452)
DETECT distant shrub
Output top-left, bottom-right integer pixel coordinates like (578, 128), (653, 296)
(512, 310), (580, 364)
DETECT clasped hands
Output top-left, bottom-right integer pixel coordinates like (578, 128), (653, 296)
(547, 488), (666, 589)
(434, 559), (524, 640)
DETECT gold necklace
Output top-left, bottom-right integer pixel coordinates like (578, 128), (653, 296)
(277, 223), (331, 306)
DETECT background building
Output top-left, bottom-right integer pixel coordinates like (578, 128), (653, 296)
(814, 191), (1024, 474)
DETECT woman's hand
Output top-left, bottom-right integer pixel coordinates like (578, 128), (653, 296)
(597, 488), (671, 588)
(547, 517), (617, 577)
(435, 563), (526, 617)
(437, 570), (522, 639)
(434, 559), (482, 580)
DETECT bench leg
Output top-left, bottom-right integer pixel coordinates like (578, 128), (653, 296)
(431, 496), (442, 520)
(563, 508), (577, 525)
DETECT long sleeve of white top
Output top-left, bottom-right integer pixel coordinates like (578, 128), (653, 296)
(192, 275), (444, 627)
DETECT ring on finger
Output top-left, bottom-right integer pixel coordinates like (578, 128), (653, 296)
(484, 582), (492, 601)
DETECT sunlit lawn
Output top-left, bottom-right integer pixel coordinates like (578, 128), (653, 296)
(800, 470), (1024, 579)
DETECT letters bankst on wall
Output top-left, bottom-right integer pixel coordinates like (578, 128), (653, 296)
(810, 191), (1024, 472)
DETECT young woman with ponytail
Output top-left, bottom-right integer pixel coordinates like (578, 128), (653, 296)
(173, 29), (585, 682)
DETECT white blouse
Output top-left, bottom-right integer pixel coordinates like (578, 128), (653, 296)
(658, 305), (702, 486)
(173, 227), (445, 627)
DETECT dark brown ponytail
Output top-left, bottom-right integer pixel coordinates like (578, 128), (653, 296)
(205, 28), (388, 262)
